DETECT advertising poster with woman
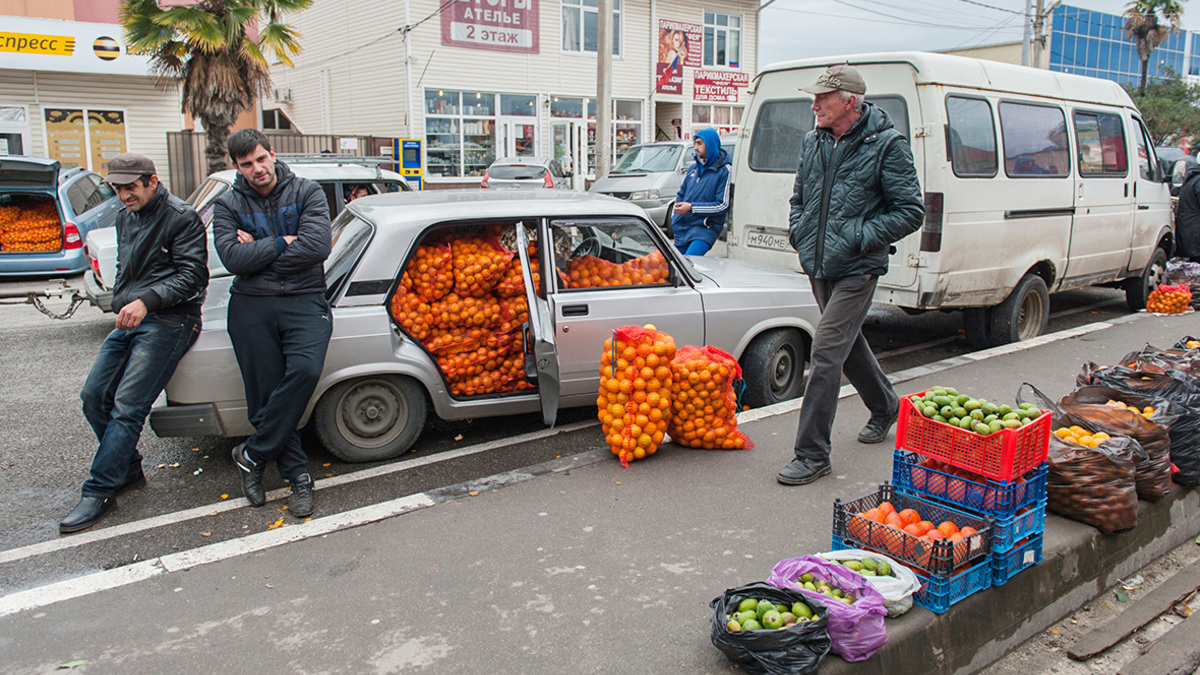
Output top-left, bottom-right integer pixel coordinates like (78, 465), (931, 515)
(656, 19), (702, 95)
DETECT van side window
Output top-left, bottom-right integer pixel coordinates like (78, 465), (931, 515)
(1073, 111), (1127, 176)
(945, 96), (996, 177)
(748, 99), (814, 173)
(999, 102), (1070, 178)
(1133, 118), (1155, 181)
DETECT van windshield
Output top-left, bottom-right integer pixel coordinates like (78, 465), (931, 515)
(611, 145), (683, 173)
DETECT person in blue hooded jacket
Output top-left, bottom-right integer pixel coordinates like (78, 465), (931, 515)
(671, 128), (730, 256)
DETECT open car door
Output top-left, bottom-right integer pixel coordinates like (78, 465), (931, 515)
(516, 221), (560, 427)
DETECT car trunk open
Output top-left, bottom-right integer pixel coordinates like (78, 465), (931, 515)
(0, 193), (64, 254)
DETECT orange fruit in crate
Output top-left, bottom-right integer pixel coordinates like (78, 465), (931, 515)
(915, 520), (935, 535)
(959, 526), (977, 537)
(884, 512), (904, 529)
(936, 521), (960, 538)
(903, 523), (925, 537)
(897, 508), (920, 527)
(877, 501), (897, 518)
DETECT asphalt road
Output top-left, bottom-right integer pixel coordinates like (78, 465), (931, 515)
(0, 270), (1135, 598)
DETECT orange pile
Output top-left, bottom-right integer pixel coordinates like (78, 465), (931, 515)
(1146, 284), (1191, 314)
(667, 344), (753, 449)
(1053, 426), (1112, 448)
(0, 200), (61, 252)
(495, 242), (541, 297)
(598, 325), (676, 466)
(388, 227), (540, 397)
(1103, 399), (1156, 419)
(846, 500), (978, 568)
(565, 251), (670, 289)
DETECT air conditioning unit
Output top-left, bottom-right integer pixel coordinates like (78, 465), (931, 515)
(272, 88), (292, 103)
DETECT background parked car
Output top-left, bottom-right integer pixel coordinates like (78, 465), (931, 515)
(0, 157), (119, 278)
(148, 190), (819, 463)
(83, 157), (410, 311)
(480, 157), (572, 190)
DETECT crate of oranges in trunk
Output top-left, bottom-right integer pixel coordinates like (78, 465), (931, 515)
(667, 344), (753, 450)
(1146, 283), (1192, 314)
(833, 483), (993, 578)
(598, 325), (676, 467)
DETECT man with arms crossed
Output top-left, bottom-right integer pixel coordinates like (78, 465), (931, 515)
(778, 65), (924, 486)
(61, 153), (208, 533)
(212, 129), (332, 517)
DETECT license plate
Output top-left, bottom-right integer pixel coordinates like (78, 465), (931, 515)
(744, 230), (792, 252)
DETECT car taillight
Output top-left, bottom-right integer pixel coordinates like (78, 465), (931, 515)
(480, 171), (490, 189)
(920, 192), (943, 252)
(543, 171), (554, 188)
(63, 223), (83, 250)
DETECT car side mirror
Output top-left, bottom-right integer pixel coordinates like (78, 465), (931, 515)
(1171, 158), (1195, 196)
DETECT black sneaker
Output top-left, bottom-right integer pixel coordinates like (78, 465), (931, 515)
(289, 474), (314, 518)
(231, 443), (266, 507)
(858, 403), (901, 444)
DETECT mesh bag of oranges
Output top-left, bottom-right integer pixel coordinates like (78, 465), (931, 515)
(1059, 385), (1181, 502)
(494, 241), (542, 297)
(1146, 283), (1192, 314)
(667, 344), (754, 450)
(598, 325), (676, 467)
(388, 285), (433, 342)
(402, 241), (454, 302)
(1047, 413), (1144, 534)
(450, 231), (514, 297)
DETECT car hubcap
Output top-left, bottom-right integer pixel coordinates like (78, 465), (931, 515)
(337, 380), (407, 449)
(1017, 291), (1045, 341)
(770, 346), (795, 395)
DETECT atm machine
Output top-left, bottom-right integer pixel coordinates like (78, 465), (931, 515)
(390, 138), (423, 190)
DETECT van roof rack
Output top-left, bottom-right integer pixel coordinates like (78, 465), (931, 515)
(274, 154), (400, 179)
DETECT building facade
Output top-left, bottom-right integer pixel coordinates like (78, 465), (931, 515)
(1049, 4), (1193, 85)
(0, 1), (184, 184)
(268, 0), (759, 189)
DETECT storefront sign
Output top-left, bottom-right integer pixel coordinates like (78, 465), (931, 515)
(0, 18), (153, 76)
(693, 70), (750, 102)
(441, 0), (539, 54)
(655, 19), (701, 95)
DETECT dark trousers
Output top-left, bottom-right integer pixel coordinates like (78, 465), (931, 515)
(80, 313), (201, 497)
(793, 275), (899, 461)
(227, 293), (332, 482)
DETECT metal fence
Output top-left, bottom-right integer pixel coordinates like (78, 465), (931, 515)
(165, 131), (399, 197)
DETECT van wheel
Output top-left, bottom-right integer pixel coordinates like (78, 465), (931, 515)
(989, 274), (1049, 345)
(1125, 247), (1168, 311)
(739, 329), (807, 408)
(314, 375), (427, 462)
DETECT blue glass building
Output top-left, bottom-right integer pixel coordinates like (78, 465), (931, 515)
(1049, 4), (1192, 84)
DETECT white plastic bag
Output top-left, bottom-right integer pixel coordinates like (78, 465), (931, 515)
(816, 548), (921, 618)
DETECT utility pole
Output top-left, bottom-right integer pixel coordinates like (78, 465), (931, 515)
(596, 0), (613, 179)
(1022, 0), (1033, 66)
(1033, 0), (1058, 69)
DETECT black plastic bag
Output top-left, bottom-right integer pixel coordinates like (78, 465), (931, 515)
(1078, 362), (1200, 485)
(1173, 335), (1200, 350)
(1059, 386), (1180, 501)
(710, 581), (833, 675)
(1164, 260), (1200, 308)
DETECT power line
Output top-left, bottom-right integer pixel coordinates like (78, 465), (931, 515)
(770, 1), (1017, 30)
(953, 0), (1024, 15)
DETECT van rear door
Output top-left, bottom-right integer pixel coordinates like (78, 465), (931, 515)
(1064, 108), (1133, 284)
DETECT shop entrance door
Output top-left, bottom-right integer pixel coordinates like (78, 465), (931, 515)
(552, 121), (586, 190)
(498, 119), (537, 159)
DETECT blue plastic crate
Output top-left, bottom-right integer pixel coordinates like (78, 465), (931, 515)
(991, 502), (1047, 554)
(892, 449), (1047, 518)
(991, 533), (1043, 586)
(913, 558), (993, 614)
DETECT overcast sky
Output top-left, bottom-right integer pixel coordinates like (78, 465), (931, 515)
(757, 0), (1197, 67)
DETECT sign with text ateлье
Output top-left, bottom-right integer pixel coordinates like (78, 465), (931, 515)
(442, 0), (539, 54)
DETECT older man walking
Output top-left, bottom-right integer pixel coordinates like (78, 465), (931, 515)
(777, 65), (924, 486)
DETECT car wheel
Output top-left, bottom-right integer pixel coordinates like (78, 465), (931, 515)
(739, 329), (807, 408)
(314, 375), (428, 462)
(1125, 247), (1168, 312)
(988, 274), (1049, 346)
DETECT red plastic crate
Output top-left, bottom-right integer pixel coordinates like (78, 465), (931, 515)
(896, 390), (1052, 482)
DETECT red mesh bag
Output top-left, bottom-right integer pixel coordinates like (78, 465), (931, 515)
(1146, 284), (1192, 314)
(451, 233), (514, 297)
(430, 292), (506, 329)
(389, 285), (432, 342)
(597, 325), (676, 467)
(621, 250), (670, 285)
(667, 345), (754, 450)
(565, 255), (625, 288)
(494, 242), (542, 297)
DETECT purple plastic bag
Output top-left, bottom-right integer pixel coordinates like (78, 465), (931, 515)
(768, 556), (888, 662)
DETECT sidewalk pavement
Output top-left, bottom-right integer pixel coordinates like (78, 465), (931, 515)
(1, 313), (1199, 674)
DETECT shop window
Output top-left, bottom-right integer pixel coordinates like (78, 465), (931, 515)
(44, 107), (127, 176)
(502, 95), (537, 117)
(946, 96), (997, 178)
(1073, 111), (1127, 176)
(262, 108), (294, 131)
(425, 91), (501, 178)
(703, 11), (741, 68)
(0, 105), (29, 155)
(999, 101), (1070, 177)
(691, 104), (743, 136)
(562, 0), (621, 55)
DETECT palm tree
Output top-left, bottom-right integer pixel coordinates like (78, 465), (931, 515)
(1123, 0), (1186, 95)
(120, 0), (312, 176)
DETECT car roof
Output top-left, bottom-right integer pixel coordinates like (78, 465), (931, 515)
(349, 189), (646, 225)
(203, 161), (409, 185)
(492, 157), (553, 166)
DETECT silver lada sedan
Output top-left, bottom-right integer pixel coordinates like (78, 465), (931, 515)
(149, 190), (819, 462)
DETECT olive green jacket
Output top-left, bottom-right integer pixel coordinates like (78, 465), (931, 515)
(788, 102), (924, 279)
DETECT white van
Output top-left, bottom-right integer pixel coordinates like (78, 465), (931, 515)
(726, 52), (1174, 347)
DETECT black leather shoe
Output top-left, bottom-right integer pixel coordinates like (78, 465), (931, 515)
(232, 443), (266, 507)
(289, 474), (314, 518)
(59, 496), (117, 534)
(116, 465), (146, 494)
(777, 458), (832, 485)
(858, 404), (900, 444)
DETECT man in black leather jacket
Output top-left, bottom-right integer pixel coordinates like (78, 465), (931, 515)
(60, 154), (208, 533)
(213, 129), (332, 518)
(1175, 161), (1200, 262)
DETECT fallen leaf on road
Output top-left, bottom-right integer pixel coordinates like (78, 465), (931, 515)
(192, 448), (200, 452)
(267, 518), (284, 530)
(1121, 575), (1144, 591)
(1050, 628), (1062, 635)
(469, 491), (479, 496)
(156, 464), (166, 469)
(325, 473), (333, 477)
(57, 660), (87, 669)
(168, 462), (180, 468)
(220, 494), (229, 500)
(265, 584), (274, 589)
(323, 463), (330, 467)
(199, 531), (212, 537)
(1116, 589), (1129, 603)
(615, 481), (621, 485)
(454, 434), (463, 441)
(208, 512), (218, 517)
